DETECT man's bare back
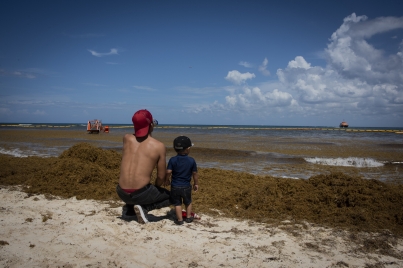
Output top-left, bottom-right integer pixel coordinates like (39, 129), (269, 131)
(119, 134), (166, 189)
(116, 109), (171, 224)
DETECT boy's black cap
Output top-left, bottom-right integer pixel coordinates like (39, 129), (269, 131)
(173, 136), (193, 150)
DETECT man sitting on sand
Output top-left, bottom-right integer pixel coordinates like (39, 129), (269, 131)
(116, 109), (171, 224)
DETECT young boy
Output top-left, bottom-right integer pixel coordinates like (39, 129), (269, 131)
(166, 136), (199, 225)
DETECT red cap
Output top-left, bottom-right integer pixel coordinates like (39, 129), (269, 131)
(132, 109), (153, 137)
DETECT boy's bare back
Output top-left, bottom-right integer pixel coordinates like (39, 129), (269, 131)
(119, 133), (166, 189)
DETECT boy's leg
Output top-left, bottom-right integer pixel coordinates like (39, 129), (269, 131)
(185, 203), (192, 219)
(183, 187), (193, 223)
(175, 205), (184, 225)
(175, 205), (183, 221)
(185, 203), (194, 223)
(170, 187), (184, 225)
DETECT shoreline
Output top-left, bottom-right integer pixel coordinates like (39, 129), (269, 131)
(1, 123), (403, 131)
(0, 128), (402, 183)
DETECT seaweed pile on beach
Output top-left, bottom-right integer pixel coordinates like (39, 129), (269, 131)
(1, 142), (402, 235)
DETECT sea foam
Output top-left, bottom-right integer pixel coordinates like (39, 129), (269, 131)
(0, 148), (50, 158)
(304, 157), (384, 167)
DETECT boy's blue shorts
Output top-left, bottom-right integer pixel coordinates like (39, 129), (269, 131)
(170, 186), (192, 206)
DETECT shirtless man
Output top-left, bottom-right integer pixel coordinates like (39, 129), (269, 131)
(116, 109), (170, 224)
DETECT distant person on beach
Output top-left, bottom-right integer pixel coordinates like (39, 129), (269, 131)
(116, 109), (170, 224)
(166, 136), (199, 225)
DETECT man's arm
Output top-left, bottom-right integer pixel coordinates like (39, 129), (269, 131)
(154, 144), (167, 187)
(164, 169), (172, 187)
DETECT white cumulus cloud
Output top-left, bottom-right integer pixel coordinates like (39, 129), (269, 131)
(287, 56), (312, 69)
(225, 70), (256, 85)
(276, 13), (403, 117)
(258, 57), (271, 76)
(194, 13), (403, 125)
(325, 13), (403, 84)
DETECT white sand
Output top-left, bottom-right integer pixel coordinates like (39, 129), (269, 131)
(1, 186), (402, 268)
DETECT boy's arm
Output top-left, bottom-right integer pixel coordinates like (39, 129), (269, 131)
(192, 171), (199, 192)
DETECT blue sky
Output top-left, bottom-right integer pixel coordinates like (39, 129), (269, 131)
(1, 0), (403, 127)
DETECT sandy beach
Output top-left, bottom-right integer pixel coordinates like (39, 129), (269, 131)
(1, 186), (402, 268)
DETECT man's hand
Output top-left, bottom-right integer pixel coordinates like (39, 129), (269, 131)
(164, 170), (172, 187)
(163, 178), (171, 187)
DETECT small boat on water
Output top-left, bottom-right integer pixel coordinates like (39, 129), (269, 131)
(339, 121), (349, 128)
(87, 119), (109, 134)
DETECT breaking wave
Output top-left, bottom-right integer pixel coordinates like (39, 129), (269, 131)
(0, 148), (51, 158)
(304, 157), (384, 167)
